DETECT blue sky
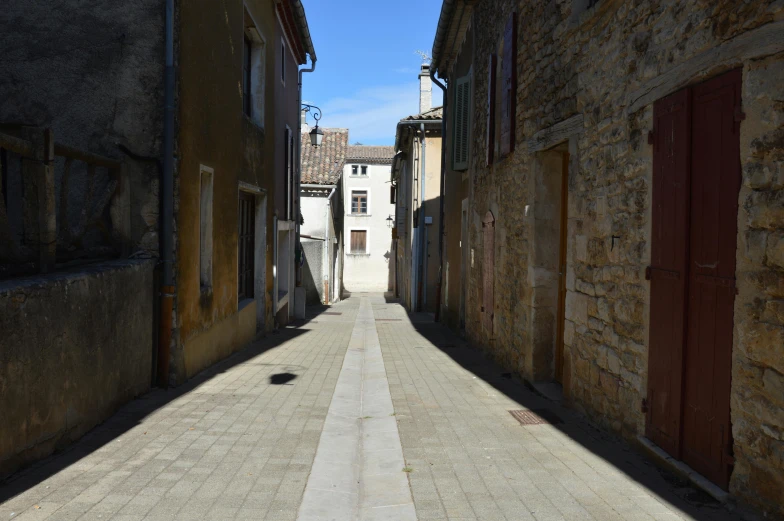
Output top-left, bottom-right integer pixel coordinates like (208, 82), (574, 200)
(301, 0), (444, 146)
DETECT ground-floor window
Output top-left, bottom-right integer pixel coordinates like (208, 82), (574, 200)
(238, 191), (255, 301)
(350, 230), (367, 254)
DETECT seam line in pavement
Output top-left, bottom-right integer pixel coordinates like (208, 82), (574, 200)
(296, 297), (416, 521)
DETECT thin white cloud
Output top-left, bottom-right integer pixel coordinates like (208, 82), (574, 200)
(317, 82), (443, 145)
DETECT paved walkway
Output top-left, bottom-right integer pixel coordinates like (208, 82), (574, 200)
(0, 295), (742, 520)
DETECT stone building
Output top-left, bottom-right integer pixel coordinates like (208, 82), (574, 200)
(342, 145), (396, 293)
(0, 0), (316, 477)
(431, 0), (784, 516)
(300, 127), (347, 305)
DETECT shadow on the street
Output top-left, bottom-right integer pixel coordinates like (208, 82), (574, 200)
(403, 313), (743, 521)
(269, 372), (297, 385)
(0, 306), (331, 504)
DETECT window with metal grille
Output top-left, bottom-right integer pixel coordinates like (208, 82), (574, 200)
(351, 190), (368, 214)
(238, 191), (255, 301)
(453, 74), (471, 170)
(350, 230), (367, 254)
(243, 36), (252, 117)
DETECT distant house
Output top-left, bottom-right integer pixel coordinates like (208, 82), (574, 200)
(300, 127), (348, 305)
(342, 145), (396, 294)
(392, 65), (444, 312)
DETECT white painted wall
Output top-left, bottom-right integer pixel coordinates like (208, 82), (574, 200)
(342, 162), (395, 292)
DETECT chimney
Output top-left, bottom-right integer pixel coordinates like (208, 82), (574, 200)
(419, 63), (432, 114)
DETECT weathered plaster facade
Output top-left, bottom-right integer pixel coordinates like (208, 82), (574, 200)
(433, 0), (784, 515)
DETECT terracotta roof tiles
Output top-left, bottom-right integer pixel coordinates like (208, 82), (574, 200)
(300, 128), (348, 185)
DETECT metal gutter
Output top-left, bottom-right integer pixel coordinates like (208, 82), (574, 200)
(302, 183), (336, 189)
(323, 187), (336, 304)
(431, 0), (457, 74)
(417, 124), (427, 312)
(291, 0), (317, 61)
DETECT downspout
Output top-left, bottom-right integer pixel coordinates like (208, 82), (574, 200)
(295, 58), (316, 294)
(157, 0), (176, 389)
(417, 123), (427, 312)
(432, 72), (447, 322)
(323, 186), (336, 304)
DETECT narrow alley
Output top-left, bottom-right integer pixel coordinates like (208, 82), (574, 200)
(0, 296), (741, 521)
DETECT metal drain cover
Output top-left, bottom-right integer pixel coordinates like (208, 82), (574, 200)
(375, 318), (402, 321)
(322, 312), (343, 316)
(509, 409), (563, 426)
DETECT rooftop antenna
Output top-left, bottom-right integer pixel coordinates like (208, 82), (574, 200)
(414, 50), (432, 64)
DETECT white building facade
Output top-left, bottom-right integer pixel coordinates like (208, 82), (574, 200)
(342, 146), (396, 293)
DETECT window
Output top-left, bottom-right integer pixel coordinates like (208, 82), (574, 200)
(350, 230), (367, 254)
(284, 126), (294, 221)
(281, 38), (286, 84)
(200, 166), (214, 291)
(453, 74), (471, 170)
(352, 165), (358, 175)
(243, 36), (252, 116)
(238, 191), (255, 301)
(361, 165), (368, 175)
(243, 9), (266, 127)
(351, 190), (368, 214)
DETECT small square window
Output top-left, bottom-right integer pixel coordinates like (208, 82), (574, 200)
(361, 166), (368, 175)
(351, 190), (368, 214)
(352, 165), (358, 175)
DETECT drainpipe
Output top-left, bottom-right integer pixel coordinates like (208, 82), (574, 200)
(324, 186), (336, 304)
(417, 123), (427, 312)
(432, 72), (447, 322)
(296, 58), (316, 295)
(157, 0), (176, 389)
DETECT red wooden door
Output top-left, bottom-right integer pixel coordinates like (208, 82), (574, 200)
(681, 69), (741, 489)
(647, 88), (691, 457)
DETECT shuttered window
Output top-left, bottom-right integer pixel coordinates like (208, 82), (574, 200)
(452, 75), (471, 171)
(350, 230), (367, 254)
(500, 12), (517, 158)
(486, 54), (497, 166)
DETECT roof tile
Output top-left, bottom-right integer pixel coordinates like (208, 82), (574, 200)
(300, 128), (348, 185)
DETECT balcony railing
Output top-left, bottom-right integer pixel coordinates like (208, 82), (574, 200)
(0, 127), (131, 279)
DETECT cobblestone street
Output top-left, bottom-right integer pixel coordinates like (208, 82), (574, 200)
(1, 296), (743, 520)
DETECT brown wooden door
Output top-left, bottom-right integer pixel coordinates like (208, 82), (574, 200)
(681, 69), (741, 489)
(647, 88), (692, 458)
(555, 153), (570, 383)
(647, 69), (741, 490)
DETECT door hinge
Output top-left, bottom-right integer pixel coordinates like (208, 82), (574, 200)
(734, 107), (746, 122)
(641, 398), (650, 413)
(645, 266), (652, 281)
(647, 130), (655, 146)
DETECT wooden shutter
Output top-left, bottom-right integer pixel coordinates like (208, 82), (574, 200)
(646, 88), (691, 458)
(500, 12), (517, 158)
(350, 230), (367, 253)
(482, 211), (495, 333)
(453, 75), (470, 170)
(486, 54), (497, 166)
(681, 68), (741, 489)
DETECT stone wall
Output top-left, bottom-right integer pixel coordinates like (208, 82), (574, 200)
(0, 260), (155, 478)
(0, 0), (165, 256)
(458, 0), (784, 515)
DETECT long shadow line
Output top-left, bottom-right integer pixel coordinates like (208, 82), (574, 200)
(381, 297), (740, 521)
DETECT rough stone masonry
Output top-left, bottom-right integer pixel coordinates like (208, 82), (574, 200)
(456, 0), (784, 516)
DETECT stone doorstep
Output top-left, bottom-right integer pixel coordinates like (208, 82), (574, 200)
(632, 435), (761, 519)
